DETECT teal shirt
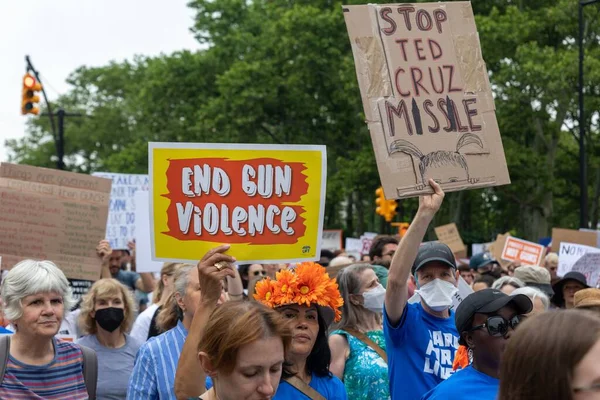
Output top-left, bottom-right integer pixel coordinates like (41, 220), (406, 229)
(330, 330), (390, 400)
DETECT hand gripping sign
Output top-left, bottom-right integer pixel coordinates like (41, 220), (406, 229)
(149, 143), (327, 264)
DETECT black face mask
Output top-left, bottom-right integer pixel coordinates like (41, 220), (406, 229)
(94, 307), (125, 332)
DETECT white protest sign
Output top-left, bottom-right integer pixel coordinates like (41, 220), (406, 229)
(571, 253), (600, 288)
(321, 230), (343, 251)
(558, 242), (600, 278)
(344, 238), (362, 260)
(472, 242), (493, 256)
(92, 172), (149, 250)
(360, 232), (378, 256)
(134, 191), (164, 273)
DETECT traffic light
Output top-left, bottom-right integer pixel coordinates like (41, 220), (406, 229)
(392, 222), (410, 237)
(21, 73), (42, 115)
(375, 187), (398, 222)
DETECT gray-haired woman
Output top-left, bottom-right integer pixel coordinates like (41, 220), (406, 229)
(0, 260), (95, 398)
(329, 264), (390, 400)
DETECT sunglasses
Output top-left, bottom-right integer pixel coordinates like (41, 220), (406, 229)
(252, 270), (266, 277)
(469, 314), (526, 337)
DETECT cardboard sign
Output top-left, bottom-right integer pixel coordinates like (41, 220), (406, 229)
(557, 242), (600, 279)
(149, 143), (327, 264)
(321, 229), (343, 251)
(489, 232), (511, 268)
(343, 3), (510, 199)
(501, 237), (545, 266)
(579, 229), (600, 248)
(0, 163), (111, 280)
(92, 173), (149, 250)
(434, 223), (465, 255)
(134, 191), (165, 273)
(552, 228), (598, 253)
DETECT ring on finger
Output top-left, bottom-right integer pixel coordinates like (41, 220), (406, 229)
(215, 261), (227, 271)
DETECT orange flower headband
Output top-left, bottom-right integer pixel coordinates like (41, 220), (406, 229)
(254, 262), (344, 322)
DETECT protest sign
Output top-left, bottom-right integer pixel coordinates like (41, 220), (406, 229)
(134, 191), (164, 273)
(472, 242), (493, 256)
(571, 253), (600, 288)
(149, 143), (327, 264)
(343, 2), (510, 200)
(434, 223), (466, 256)
(501, 237), (546, 266)
(360, 232), (378, 256)
(0, 163), (111, 280)
(344, 238), (362, 260)
(557, 242), (600, 279)
(321, 229), (343, 251)
(552, 228), (598, 253)
(92, 172), (149, 250)
(579, 229), (600, 248)
(489, 232), (511, 268)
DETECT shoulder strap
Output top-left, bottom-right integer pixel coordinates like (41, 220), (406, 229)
(283, 376), (326, 400)
(343, 329), (388, 364)
(147, 306), (162, 340)
(0, 335), (10, 384)
(80, 344), (98, 400)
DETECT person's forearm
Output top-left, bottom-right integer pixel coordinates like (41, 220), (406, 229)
(100, 262), (111, 279)
(175, 299), (216, 400)
(139, 273), (156, 293)
(226, 267), (244, 301)
(388, 210), (434, 285)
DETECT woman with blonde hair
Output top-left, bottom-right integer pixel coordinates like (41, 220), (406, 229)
(77, 278), (143, 399)
(329, 264), (389, 399)
(130, 262), (182, 343)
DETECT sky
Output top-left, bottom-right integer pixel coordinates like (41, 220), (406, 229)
(0, 0), (202, 162)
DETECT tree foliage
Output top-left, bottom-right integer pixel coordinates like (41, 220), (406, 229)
(7, 0), (600, 247)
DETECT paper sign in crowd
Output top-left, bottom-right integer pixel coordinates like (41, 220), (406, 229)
(92, 172), (149, 250)
(558, 242), (600, 286)
(343, 2), (511, 200)
(149, 143), (327, 264)
(501, 237), (545, 266)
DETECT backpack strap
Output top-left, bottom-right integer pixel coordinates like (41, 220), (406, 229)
(80, 344), (98, 400)
(0, 335), (10, 385)
(342, 329), (388, 364)
(283, 376), (326, 400)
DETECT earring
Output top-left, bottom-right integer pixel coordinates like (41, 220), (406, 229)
(467, 348), (473, 364)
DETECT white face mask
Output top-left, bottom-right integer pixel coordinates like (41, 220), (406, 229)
(362, 284), (386, 313)
(414, 278), (458, 312)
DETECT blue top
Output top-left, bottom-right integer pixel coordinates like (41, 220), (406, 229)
(114, 270), (140, 291)
(329, 329), (389, 400)
(420, 365), (499, 400)
(0, 326), (12, 334)
(384, 302), (459, 400)
(274, 373), (347, 400)
(127, 321), (212, 400)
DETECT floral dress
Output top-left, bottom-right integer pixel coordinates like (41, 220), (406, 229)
(330, 329), (390, 400)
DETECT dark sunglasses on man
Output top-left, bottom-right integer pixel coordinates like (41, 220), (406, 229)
(455, 288), (533, 346)
(468, 314), (527, 337)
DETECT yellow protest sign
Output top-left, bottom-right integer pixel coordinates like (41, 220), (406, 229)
(149, 143), (327, 263)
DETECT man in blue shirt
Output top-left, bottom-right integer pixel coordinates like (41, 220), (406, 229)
(384, 179), (461, 400)
(422, 289), (533, 399)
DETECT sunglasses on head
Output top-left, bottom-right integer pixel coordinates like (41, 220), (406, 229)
(468, 314), (526, 337)
(252, 270), (266, 277)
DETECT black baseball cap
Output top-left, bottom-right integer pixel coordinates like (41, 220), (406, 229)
(455, 288), (533, 345)
(411, 242), (457, 275)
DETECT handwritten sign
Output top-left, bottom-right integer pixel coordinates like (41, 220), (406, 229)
(501, 237), (546, 266)
(360, 232), (378, 256)
(149, 143), (327, 264)
(343, 3), (510, 199)
(322, 229), (343, 251)
(571, 253), (600, 288)
(434, 223), (465, 256)
(134, 190), (165, 273)
(92, 173), (149, 250)
(558, 242), (600, 279)
(552, 228), (598, 253)
(0, 163), (111, 280)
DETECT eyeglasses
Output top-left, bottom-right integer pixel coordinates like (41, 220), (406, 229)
(469, 315), (526, 337)
(252, 270), (266, 277)
(574, 383), (600, 393)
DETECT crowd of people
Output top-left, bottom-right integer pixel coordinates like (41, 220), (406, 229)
(0, 179), (599, 399)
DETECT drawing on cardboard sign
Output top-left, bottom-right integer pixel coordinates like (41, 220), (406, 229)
(390, 133), (483, 189)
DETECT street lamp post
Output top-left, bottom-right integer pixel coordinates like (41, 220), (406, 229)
(578, 0), (600, 229)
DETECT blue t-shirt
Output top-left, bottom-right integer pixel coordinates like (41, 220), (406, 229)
(0, 326), (12, 334)
(114, 270), (140, 291)
(384, 302), (459, 400)
(274, 373), (347, 400)
(420, 365), (499, 400)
